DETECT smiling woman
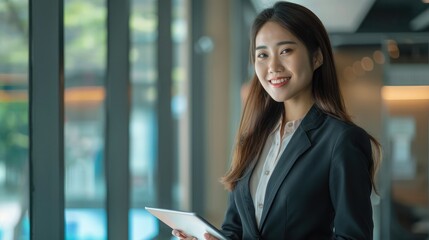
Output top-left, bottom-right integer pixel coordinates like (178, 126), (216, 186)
(220, 2), (381, 239)
(253, 22), (321, 105)
(174, 1), (382, 239)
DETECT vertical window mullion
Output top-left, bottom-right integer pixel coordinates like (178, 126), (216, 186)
(29, 0), (65, 239)
(156, 0), (174, 237)
(190, 0), (206, 215)
(105, 0), (130, 238)
(129, 0), (158, 238)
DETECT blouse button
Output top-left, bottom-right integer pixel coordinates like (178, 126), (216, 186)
(264, 170), (270, 175)
(287, 122), (293, 127)
(258, 203), (263, 208)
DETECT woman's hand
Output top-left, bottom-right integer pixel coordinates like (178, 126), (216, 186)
(203, 232), (219, 240)
(172, 229), (196, 240)
(172, 230), (219, 240)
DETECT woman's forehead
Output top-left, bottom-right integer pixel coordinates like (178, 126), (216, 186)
(255, 22), (300, 46)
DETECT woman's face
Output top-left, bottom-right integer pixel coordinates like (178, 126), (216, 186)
(254, 21), (320, 104)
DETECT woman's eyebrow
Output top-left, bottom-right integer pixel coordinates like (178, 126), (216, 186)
(277, 40), (297, 46)
(255, 40), (297, 50)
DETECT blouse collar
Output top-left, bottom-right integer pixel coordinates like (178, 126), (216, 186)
(271, 117), (303, 137)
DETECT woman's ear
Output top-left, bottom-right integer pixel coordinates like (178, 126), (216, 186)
(313, 48), (323, 70)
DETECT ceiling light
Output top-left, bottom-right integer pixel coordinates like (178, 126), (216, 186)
(373, 50), (385, 64)
(382, 86), (429, 100)
(361, 57), (374, 71)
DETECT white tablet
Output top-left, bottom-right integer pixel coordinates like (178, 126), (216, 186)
(145, 207), (227, 240)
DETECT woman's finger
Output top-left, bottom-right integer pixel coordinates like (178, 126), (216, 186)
(204, 232), (219, 240)
(172, 229), (186, 239)
(172, 229), (197, 240)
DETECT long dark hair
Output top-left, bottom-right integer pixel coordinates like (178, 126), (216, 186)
(221, 1), (382, 191)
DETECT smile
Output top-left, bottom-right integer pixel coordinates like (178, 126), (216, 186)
(269, 77), (290, 87)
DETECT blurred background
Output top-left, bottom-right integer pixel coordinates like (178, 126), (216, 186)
(1, 0), (429, 239)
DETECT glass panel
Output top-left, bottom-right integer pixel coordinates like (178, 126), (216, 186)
(382, 41), (429, 239)
(129, 0), (158, 239)
(0, 0), (30, 239)
(171, 0), (190, 211)
(64, 0), (107, 239)
(333, 45), (384, 239)
(129, 0), (191, 238)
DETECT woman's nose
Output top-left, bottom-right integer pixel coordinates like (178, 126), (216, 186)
(268, 57), (284, 73)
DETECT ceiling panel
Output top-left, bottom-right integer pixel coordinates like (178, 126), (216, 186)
(251, 0), (429, 33)
(251, 0), (375, 33)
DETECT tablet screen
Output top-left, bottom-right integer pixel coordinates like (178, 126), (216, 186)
(145, 207), (227, 240)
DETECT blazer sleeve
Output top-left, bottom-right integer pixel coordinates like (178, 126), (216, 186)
(329, 126), (374, 240)
(220, 192), (242, 240)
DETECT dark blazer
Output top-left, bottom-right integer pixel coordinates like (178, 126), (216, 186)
(220, 105), (373, 240)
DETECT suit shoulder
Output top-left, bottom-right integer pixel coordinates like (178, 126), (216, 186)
(323, 115), (368, 138)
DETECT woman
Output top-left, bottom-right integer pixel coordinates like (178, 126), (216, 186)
(174, 1), (381, 239)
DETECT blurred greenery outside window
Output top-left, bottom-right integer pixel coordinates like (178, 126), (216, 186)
(129, 0), (190, 239)
(0, 0), (189, 239)
(64, 0), (107, 239)
(129, 0), (158, 239)
(0, 0), (30, 239)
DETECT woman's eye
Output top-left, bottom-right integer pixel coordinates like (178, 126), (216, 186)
(281, 48), (292, 54)
(257, 53), (268, 58)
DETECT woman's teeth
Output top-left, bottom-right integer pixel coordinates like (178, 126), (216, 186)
(270, 78), (289, 84)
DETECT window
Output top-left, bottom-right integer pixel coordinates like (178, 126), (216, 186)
(129, 0), (158, 239)
(129, 0), (190, 238)
(64, 0), (107, 239)
(0, 0), (30, 239)
(6, 0), (194, 239)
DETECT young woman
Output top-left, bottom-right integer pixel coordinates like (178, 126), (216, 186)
(174, 1), (381, 239)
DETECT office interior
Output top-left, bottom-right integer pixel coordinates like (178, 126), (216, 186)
(0, 0), (429, 239)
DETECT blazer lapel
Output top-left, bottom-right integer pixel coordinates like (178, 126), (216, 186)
(236, 159), (260, 236)
(258, 105), (325, 229)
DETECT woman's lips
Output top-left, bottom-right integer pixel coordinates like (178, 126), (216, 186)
(269, 77), (290, 88)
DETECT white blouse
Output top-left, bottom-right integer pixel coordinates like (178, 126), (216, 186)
(250, 118), (302, 228)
